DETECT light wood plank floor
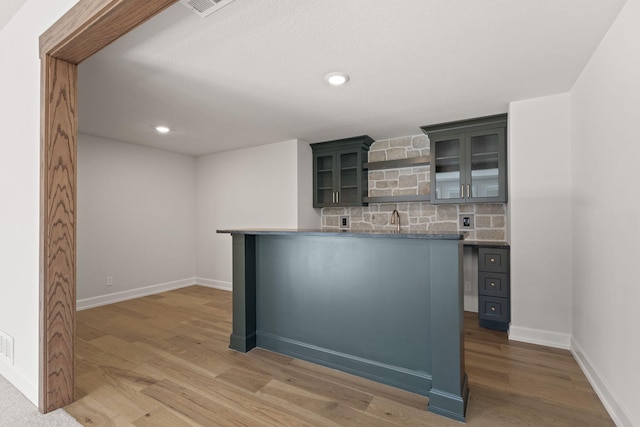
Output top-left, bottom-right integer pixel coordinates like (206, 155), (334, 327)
(66, 286), (614, 426)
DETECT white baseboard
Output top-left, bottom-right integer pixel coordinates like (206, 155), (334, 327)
(508, 324), (571, 349)
(194, 277), (232, 292)
(0, 364), (38, 406)
(571, 338), (636, 427)
(77, 277), (232, 310)
(463, 295), (478, 312)
(77, 278), (197, 310)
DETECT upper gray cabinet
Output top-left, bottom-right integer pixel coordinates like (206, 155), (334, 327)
(311, 136), (373, 208)
(421, 114), (507, 204)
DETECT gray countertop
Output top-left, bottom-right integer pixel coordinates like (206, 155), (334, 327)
(214, 228), (510, 243)
(217, 229), (510, 246)
(217, 228), (464, 240)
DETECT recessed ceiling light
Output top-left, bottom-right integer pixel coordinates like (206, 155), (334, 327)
(155, 125), (170, 134)
(325, 72), (349, 86)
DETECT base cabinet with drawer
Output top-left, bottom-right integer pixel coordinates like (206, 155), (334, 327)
(477, 247), (510, 331)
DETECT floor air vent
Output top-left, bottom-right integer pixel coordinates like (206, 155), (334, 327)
(180, 0), (237, 18)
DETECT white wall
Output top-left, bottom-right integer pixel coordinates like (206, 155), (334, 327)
(462, 247), (479, 312)
(78, 135), (320, 298)
(0, 0), (27, 30)
(195, 139), (320, 287)
(296, 140), (321, 228)
(508, 93), (573, 348)
(77, 134), (197, 309)
(0, 0), (78, 405)
(570, 1), (640, 425)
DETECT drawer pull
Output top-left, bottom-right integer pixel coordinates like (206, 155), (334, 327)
(490, 282), (496, 287)
(490, 258), (496, 263)
(490, 306), (496, 312)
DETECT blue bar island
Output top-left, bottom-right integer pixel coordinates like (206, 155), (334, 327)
(217, 229), (469, 422)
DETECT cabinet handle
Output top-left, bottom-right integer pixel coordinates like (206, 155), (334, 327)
(490, 306), (496, 312)
(336, 192), (339, 204)
(466, 184), (470, 198)
(332, 192), (336, 203)
(490, 282), (496, 287)
(461, 184), (464, 199)
(490, 258), (496, 263)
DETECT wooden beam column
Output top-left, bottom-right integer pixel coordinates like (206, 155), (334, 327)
(40, 54), (77, 412)
(39, 0), (178, 413)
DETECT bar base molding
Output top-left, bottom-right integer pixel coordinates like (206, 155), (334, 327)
(229, 332), (256, 353)
(257, 332), (433, 397)
(428, 375), (470, 422)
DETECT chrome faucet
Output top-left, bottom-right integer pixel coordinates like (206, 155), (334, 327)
(390, 209), (401, 233)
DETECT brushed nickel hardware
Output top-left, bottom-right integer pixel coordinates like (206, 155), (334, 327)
(467, 184), (470, 198)
(491, 306), (496, 312)
(332, 192), (335, 203)
(490, 258), (496, 263)
(490, 282), (496, 287)
(461, 184), (464, 199)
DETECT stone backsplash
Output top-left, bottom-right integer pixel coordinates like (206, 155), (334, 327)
(368, 134), (430, 199)
(321, 134), (507, 241)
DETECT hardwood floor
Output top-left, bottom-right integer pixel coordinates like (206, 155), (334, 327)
(66, 286), (614, 426)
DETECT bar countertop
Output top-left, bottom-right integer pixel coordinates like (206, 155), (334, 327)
(217, 228), (464, 240)
(217, 229), (509, 247)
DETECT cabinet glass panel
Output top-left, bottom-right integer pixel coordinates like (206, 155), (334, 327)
(339, 151), (359, 204)
(433, 138), (462, 201)
(316, 154), (334, 205)
(469, 133), (499, 198)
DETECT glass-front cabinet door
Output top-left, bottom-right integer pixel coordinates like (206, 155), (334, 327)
(466, 127), (506, 203)
(432, 136), (463, 202)
(337, 149), (361, 206)
(424, 114), (507, 204)
(314, 152), (335, 207)
(311, 135), (373, 208)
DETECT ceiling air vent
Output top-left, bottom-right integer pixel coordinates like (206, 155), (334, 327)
(180, 0), (237, 18)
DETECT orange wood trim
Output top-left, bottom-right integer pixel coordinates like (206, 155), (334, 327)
(39, 0), (178, 413)
(40, 0), (177, 64)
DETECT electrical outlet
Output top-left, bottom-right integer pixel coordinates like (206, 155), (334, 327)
(340, 216), (349, 229)
(459, 214), (474, 229)
(106, 276), (113, 287)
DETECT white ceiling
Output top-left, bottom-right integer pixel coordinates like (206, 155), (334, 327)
(78, 0), (626, 157)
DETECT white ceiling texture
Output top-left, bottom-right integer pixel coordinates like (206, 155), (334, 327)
(78, 0), (626, 157)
